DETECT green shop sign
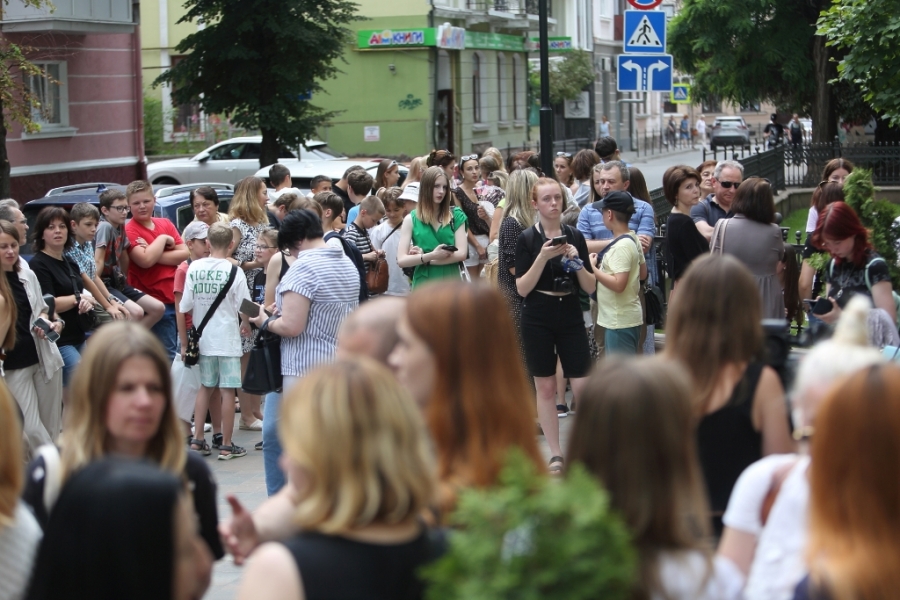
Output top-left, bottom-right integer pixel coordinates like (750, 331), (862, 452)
(357, 27), (526, 52)
(524, 37), (573, 52)
(465, 32), (524, 51)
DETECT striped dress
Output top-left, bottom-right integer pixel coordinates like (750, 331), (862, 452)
(276, 246), (360, 378)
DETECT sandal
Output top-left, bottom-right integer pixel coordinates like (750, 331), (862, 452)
(211, 433), (223, 449)
(189, 438), (211, 456)
(548, 455), (564, 475)
(218, 444), (247, 460)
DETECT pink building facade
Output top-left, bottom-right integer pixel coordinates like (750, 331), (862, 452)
(2, 1), (145, 202)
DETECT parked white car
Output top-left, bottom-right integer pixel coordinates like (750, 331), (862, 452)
(147, 137), (345, 186)
(254, 159), (408, 195)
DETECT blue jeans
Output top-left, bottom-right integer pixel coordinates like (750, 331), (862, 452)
(151, 303), (177, 361)
(59, 343), (84, 387)
(262, 390), (285, 496)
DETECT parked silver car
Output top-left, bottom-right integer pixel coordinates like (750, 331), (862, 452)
(709, 116), (751, 150)
(147, 137), (345, 186)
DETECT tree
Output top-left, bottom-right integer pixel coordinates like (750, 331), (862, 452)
(528, 50), (595, 106)
(0, 0), (57, 198)
(668, 0), (840, 143)
(817, 0), (900, 129)
(155, 0), (361, 169)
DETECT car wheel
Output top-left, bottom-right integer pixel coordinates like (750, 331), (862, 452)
(153, 177), (179, 185)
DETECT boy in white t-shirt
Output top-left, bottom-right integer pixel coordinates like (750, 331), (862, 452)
(180, 222), (251, 460)
(589, 191), (647, 355)
(370, 189), (412, 297)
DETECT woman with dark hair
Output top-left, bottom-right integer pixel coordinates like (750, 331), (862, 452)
(0, 220), (63, 454)
(664, 255), (794, 535)
(248, 209), (360, 492)
(810, 201), (897, 329)
(190, 186), (229, 226)
(453, 153), (497, 279)
(664, 165), (707, 284)
(373, 159), (400, 190)
(21, 322), (225, 560)
(779, 243), (804, 326)
(25, 458), (212, 600)
(396, 166), (468, 288)
(799, 182), (845, 302)
(516, 178), (595, 473)
(426, 149), (456, 184)
(697, 159), (717, 200)
(568, 356), (744, 599)
(571, 149), (600, 207)
(713, 177), (786, 319)
(28, 207), (95, 390)
(795, 364), (900, 600)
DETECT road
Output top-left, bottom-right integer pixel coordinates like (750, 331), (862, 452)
(623, 145), (707, 191)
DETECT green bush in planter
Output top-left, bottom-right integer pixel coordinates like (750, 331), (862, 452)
(422, 450), (636, 600)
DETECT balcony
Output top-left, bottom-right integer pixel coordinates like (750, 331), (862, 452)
(465, 0), (552, 17)
(1, 0), (134, 34)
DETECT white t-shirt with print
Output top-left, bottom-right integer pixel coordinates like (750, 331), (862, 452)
(179, 257), (251, 357)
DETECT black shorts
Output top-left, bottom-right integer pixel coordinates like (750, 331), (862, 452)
(107, 283), (145, 304)
(520, 292), (591, 378)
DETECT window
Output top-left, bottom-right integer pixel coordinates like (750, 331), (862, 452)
(512, 55), (523, 121)
(739, 100), (761, 112)
(472, 53), (483, 124)
(27, 62), (68, 127)
(497, 53), (509, 122)
(170, 56), (201, 133)
(208, 144), (243, 160)
(701, 96), (722, 114)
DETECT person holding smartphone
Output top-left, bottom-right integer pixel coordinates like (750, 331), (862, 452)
(0, 219), (64, 455)
(515, 178), (595, 475)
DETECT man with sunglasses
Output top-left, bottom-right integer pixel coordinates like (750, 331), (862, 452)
(691, 160), (743, 241)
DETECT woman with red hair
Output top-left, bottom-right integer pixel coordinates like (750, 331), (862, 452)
(810, 202), (896, 328)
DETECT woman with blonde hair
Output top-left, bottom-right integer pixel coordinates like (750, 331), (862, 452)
(568, 356), (743, 599)
(236, 357), (441, 600)
(402, 157), (427, 190)
(0, 228), (16, 368)
(396, 166), (468, 288)
(497, 169), (538, 350)
(483, 147), (505, 172)
(795, 363), (900, 600)
(20, 322), (224, 560)
(228, 176), (271, 429)
(664, 254), (795, 535)
(0, 381), (42, 600)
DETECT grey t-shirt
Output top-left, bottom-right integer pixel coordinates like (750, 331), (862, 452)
(94, 218), (130, 280)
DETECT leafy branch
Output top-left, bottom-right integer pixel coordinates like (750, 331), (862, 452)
(529, 50), (595, 106)
(842, 168), (900, 288)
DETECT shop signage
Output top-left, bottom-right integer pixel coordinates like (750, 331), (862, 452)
(358, 29), (436, 49)
(525, 37), (573, 52)
(437, 23), (466, 50)
(466, 31), (524, 51)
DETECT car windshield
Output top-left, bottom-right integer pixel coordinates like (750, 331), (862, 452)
(305, 144), (345, 159)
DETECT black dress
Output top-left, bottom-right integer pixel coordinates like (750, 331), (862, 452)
(696, 362), (764, 536)
(498, 217), (526, 356)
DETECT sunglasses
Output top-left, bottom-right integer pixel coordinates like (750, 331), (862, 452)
(717, 180), (741, 189)
(460, 155), (479, 164)
(556, 152), (572, 158)
(388, 161), (398, 168)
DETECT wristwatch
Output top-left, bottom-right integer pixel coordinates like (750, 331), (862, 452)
(55, 318), (65, 330)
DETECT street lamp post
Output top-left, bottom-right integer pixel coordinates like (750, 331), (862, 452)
(538, 0), (553, 176)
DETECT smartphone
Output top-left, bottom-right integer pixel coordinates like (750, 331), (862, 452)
(550, 235), (567, 246)
(33, 318), (60, 343)
(239, 299), (261, 318)
(803, 298), (833, 315)
(443, 245), (458, 252)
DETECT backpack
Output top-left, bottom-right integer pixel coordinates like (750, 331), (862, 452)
(829, 256), (900, 327)
(325, 231), (369, 304)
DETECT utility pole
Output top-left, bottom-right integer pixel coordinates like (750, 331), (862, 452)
(538, 0), (553, 176)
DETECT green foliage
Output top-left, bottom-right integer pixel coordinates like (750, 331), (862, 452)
(842, 168), (900, 287)
(817, 0), (900, 128)
(528, 50), (595, 106)
(668, 0), (823, 113)
(143, 94), (164, 155)
(422, 450), (636, 600)
(154, 0), (361, 167)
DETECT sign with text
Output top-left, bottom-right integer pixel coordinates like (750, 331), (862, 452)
(623, 10), (666, 53)
(617, 54), (673, 92)
(364, 126), (380, 142)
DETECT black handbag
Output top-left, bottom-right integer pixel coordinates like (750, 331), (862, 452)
(644, 283), (665, 326)
(242, 317), (282, 395)
(62, 257), (97, 332)
(184, 265), (237, 366)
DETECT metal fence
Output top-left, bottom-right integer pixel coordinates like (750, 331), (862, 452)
(500, 137), (595, 161)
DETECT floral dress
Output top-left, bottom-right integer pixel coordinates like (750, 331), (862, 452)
(231, 218), (268, 353)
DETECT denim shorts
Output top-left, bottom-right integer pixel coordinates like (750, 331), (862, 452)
(59, 343), (84, 387)
(198, 355), (242, 389)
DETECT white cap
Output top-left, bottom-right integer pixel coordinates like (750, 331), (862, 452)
(182, 221), (209, 241)
(399, 182), (419, 202)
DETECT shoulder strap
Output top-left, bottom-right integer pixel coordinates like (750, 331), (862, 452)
(595, 234), (632, 266)
(865, 256), (886, 291)
(383, 222), (403, 244)
(196, 264), (237, 336)
(62, 255), (84, 300)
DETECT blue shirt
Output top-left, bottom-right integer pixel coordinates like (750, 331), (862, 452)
(577, 196), (659, 285)
(66, 240), (96, 280)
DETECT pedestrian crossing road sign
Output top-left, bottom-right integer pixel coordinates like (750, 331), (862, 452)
(617, 54), (673, 92)
(671, 84), (691, 104)
(624, 10), (666, 54)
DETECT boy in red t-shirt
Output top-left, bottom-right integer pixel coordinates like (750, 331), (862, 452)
(125, 180), (189, 359)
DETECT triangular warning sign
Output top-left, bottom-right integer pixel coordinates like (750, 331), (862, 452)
(674, 87), (688, 100)
(627, 15), (663, 48)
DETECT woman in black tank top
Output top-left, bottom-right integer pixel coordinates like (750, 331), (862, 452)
(235, 358), (444, 600)
(664, 255), (795, 535)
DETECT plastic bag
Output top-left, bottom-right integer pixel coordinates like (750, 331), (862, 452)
(171, 355), (200, 424)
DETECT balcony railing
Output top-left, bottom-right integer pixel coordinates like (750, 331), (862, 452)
(466, 0), (550, 17)
(1, 0), (134, 34)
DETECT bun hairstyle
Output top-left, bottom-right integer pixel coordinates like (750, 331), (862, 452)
(427, 149), (455, 168)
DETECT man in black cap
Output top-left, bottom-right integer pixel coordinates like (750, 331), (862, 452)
(588, 191), (647, 355)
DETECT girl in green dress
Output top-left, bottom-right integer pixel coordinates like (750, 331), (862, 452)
(397, 166), (468, 288)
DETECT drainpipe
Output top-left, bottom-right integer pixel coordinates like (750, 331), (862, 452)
(132, 0), (147, 179)
(429, 0), (439, 151)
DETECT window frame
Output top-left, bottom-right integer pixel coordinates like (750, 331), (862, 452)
(22, 60), (75, 139)
(497, 53), (509, 123)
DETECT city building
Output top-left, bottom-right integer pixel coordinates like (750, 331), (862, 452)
(1, 0), (144, 201)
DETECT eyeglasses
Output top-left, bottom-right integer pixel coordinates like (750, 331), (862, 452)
(110, 206), (129, 213)
(556, 152), (572, 158)
(460, 154), (479, 162)
(255, 244), (275, 250)
(718, 181), (741, 189)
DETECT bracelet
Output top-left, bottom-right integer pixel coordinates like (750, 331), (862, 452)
(420, 254), (426, 264)
(55, 318), (65, 329)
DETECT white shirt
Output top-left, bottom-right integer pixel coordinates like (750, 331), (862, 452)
(0, 503), (42, 600)
(179, 257), (251, 357)
(696, 119), (707, 135)
(370, 219), (410, 297)
(805, 206), (819, 233)
(723, 454), (810, 600)
(268, 187), (304, 203)
(655, 551), (744, 600)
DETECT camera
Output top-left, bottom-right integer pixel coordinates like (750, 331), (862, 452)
(552, 276), (576, 294)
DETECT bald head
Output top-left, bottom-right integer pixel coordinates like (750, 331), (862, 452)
(336, 296), (406, 365)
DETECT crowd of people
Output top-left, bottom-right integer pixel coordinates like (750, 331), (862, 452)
(0, 141), (898, 600)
